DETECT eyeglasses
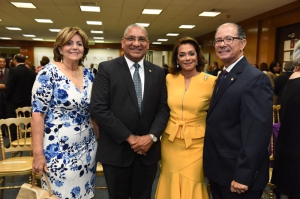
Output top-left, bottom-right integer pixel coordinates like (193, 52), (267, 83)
(213, 36), (242, 46)
(123, 36), (148, 43)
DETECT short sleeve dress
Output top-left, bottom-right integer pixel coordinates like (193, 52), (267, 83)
(31, 63), (98, 199)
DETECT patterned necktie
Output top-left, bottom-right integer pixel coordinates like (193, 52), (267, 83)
(133, 63), (142, 113)
(0, 70), (3, 81)
(216, 70), (228, 93)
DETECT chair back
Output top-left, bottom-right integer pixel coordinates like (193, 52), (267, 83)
(269, 105), (281, 161)
(272, 105), (280, 124)
(0, 117), (32, 160)
(15, 107), (32, 118)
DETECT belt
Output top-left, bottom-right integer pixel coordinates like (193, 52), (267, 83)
(166, 116), (205, 148)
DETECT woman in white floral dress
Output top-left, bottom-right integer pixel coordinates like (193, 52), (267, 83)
(31, 27), (98, 199)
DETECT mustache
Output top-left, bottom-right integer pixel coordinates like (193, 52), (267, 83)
(217, 47), (230, 53)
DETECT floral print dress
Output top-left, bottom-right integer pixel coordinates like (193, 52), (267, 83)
(31, 63), (97, 199)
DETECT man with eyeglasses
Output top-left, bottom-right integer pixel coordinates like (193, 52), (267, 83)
(203, 23), (273, 199)
(91, 24), (169, 199)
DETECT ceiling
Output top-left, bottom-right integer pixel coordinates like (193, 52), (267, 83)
(0, 0), (297, 45)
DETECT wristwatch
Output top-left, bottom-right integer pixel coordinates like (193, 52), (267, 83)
(149, 134), (157, 142)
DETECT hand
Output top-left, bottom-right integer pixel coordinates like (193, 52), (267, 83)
(0, 84), (5, 89)
(32, 153), (49, 176)
(230, 180), (248, 194)
(126, 134), (140, 146)
(131, 135), (153, 156)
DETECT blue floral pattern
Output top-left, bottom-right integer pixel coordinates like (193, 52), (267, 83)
(32, 63), (97, 199)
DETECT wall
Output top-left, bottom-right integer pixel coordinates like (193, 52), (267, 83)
(196, 1), (300, 69)
(34, 47), (120, 67)
(275, 22), (300, 65)
(34, 47), (168, 68)
(152, 51), (170, 67)
(1, 40), (173, 65)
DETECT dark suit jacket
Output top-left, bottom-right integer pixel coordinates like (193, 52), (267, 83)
(0, 68), (9, 119)
(274, 71), (293, 105)
(212, 67), (220, 76)
(203, 57), (273, 191)
(5, 64), (36, 107)
(91, 56), (169, 167)
(0, 68), (9, 99)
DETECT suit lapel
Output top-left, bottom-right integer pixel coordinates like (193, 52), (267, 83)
(116, 56), (140, 114)
(208, 57), (246, 115)
(142, 61), (153, 115)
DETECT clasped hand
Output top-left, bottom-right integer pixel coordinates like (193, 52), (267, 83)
(127, 134), (153, 156)
(230, 180), (249, 194)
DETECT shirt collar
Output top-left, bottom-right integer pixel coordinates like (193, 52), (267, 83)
(224, 55), (244, 73)
(124, 55), (144, 70)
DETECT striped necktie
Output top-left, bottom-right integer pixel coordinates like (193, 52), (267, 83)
(216, 70), (228, 93)
(133, 63), (142, 113)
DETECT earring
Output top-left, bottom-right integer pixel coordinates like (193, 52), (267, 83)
(177, 63), (179, 68)
(60, 55), (63, 63)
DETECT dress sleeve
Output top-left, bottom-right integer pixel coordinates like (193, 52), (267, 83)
(31, 66), (54, 114)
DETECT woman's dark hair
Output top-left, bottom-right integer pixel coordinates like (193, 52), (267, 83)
(40, 56), (50, 66)
(169, 37), (205, 75)
(269, 61), (281, 74)
(259, 62), (268, 71)
(53, 27), (89, 66)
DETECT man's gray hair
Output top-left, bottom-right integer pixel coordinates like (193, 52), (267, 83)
(123, 24), (148, 38)
(284, 61), (294, 72)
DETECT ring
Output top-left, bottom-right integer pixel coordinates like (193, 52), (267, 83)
(234, 189), (237, 192)
(138, 151), (142, 155)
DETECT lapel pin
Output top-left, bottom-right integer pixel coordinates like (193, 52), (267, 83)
(149, 70), (152, 72)
(231, 78), (234, 81)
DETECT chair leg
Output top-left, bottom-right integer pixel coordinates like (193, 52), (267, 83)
(0, 177), (5, 199)
(269, 189), (274, 199)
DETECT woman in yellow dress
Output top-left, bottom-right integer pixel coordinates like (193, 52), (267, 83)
(155, 37), (216, 199)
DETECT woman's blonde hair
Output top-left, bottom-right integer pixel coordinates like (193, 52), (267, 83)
(53, 27), (89, 66)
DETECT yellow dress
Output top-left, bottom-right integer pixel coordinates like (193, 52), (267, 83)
(155, 72), (216, 199)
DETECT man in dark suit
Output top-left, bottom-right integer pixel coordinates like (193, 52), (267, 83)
(212, 61), (220, 76)
(90, 24), (169, 199)
(89, 63), (97, 76)
(203, 23), (273, 199)
(5, 54), (36, 141)
(0, 56), (9, 130)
